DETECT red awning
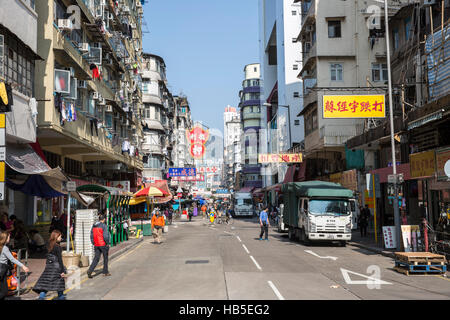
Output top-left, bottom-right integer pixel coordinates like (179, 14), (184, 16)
(294, 162), (306, 182)
(369, 163), (411, 183)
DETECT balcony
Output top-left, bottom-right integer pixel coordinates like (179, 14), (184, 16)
(142, 143), (163, 155)
(302, 88), (318, 109)
(300, 0), (316, 35)
(242, 112), (261, 121)
(303, 41), (317, 68)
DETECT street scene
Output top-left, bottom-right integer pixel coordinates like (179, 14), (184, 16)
(0, 0), (449, 305)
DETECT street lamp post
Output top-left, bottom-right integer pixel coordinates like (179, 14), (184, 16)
(384, 0), (401, 251)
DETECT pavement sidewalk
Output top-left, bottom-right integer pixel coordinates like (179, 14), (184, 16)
(348, 230), (396, 258)
(6, 236), (144, 300)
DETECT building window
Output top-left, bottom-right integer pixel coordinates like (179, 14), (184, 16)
(405, 17), (412, 40)
(304, 108), (318, 136)
(330, 63), (343, 81)
(294, 120), (300, 126)
(0, 28), (35, 97)
(293, 64), (298, 70)
(393, 29), (399, 50)
(294, 92), (300, 98)
(43, 151), (62, 169)
(64, 157), (82, 177)
(371, 63), (388, 82)
(292, 38), (297, 43)
(328, 20), (341, 38)
(292, 10), (297, 15)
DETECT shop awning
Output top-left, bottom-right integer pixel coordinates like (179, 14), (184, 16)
(369, 163), (411, 184)
(5, 144), (94, 205)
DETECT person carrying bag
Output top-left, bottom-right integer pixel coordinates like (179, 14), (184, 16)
(151, 211), (165, 244)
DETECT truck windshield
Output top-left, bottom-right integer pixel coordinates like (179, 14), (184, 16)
(309, 199), (350, 216)
(235, 199), (252, 206)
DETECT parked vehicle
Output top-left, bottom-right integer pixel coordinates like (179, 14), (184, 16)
(232, 192), (255, 217)
(282, 181), (353, 246)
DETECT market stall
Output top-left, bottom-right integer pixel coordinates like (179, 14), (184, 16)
(76, 185), (132, 247)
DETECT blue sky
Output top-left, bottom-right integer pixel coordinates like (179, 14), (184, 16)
(142, 0), (259, 133)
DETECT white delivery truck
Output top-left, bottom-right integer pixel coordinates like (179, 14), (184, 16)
(277, 204), (289, 233)
(282, 181), (353, 247)
(232, 192), (254, 217)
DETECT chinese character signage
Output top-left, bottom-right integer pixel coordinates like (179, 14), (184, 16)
(171, 174), (205, 182)
(410, 150), (436, 178)
(197, 167), (219, 173)
(169, 168), (197, 177)
(436, 147), (450, 181)
(382, 226), (396, 249)
(258, 153), (303, 164)
(186, 125), (209, 160)
(323, 95), (386, 119)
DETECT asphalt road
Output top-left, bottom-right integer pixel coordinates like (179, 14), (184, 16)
(65, 216), (450, 300)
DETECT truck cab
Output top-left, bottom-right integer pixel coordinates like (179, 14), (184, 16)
(233, 192), (254, 217)
(282, 182), (353, 246)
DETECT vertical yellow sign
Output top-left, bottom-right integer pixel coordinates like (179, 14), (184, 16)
(0, 160), (4, 182)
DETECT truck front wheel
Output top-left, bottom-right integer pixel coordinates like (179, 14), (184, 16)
(288, 227), (295, 240)
(340, 241), (347, 247)
(300, 228), (310, 246)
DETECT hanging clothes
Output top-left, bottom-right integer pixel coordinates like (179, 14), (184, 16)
(122, 140), (130, 155)
(129, 145), (135, 157)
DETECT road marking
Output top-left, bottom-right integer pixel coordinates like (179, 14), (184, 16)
(236, 236), (242, 242)
(341, 268), (392, 286)
(267, 281), (285, 300)
(249, 255), (262, 271)
(434, 275), (450, 282)
(305, 250), (338, 261)
(242, 244), (250, 254)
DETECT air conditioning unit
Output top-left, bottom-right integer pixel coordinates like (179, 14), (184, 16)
(58, 19), (73, 30)
(122, 5), (130, 13)
(131, 23), (137, 29)
(136, 1), (142, 8)
(105, 105), (113, 112)
(101, 0), (106, 5)
(79, 43), (90, 53)
(93, 92), (99, 100)
(78, 80), (87, 89)
(99, 98), (106, 105)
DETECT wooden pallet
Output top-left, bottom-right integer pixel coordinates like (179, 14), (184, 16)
(394, 261), (447, 276)
(395, 252), (447, 265)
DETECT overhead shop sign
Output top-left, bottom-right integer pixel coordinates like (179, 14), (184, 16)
(186, 125), (209, 160)
(171, 174), (205, 182)
(410, 150), (436, 179)
(0, 114), (5, 200)
(169, 168), (197, 177)
(258, 153), (303, 164)
(323, 95), (386, 119)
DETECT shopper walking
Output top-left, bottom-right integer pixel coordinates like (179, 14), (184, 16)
(259, 207), (270, 241)
(32, 230), (66, 300)
(151, 210), (165, 244)
(188, 207), (193, 222)
(0, 231), (30, 300)
(358, 205), (370, 237)
(87, 214), (111, 278)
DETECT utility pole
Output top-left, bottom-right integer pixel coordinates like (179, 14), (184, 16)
(384, 0), (401, 251)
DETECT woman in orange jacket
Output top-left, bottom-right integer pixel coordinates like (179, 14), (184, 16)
(151, 211), (165, 244)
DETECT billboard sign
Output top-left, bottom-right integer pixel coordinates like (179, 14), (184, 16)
(258, 153), (303, 164)
(169, 168), (197, 177)
(323, 95), (386, 119)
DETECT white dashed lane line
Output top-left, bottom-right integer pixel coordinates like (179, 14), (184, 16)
(268, 281), (285, 300)
(250, 255), (262, 271)
(242, 244), (250, 254)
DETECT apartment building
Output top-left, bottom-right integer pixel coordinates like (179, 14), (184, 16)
(258, 0), (304, 188)
(141, 53), (175, 184)
(296, 0), (392, 183)
(223, 106), (241, 190)
(34, 0), (144, 194)
(239, 63), (263, 190)
(346, 1), (450, 230)
(0, 0), (41, 224)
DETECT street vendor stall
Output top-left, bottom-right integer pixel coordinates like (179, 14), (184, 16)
(76, 185), (132, 247)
